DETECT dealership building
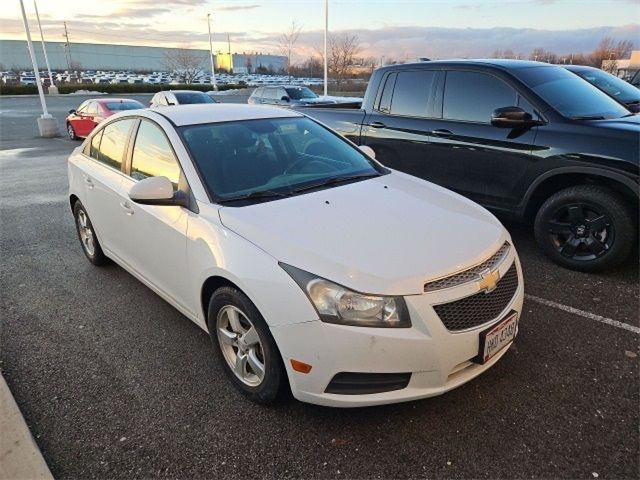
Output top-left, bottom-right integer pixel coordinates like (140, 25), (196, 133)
(0, 39), (286, 73)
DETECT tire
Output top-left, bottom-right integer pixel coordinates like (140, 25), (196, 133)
(534, 185), (636, 272)
(67, 123), (78, 140)
(72, 201), (110, 266)
(207, 286), (287, 404)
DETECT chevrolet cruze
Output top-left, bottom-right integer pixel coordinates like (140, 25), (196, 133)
(67, 104), (524, 407)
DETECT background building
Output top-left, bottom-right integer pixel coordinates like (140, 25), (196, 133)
(0, 39), (285, 73)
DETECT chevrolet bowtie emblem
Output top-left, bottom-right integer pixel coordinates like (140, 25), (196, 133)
(477, 269), (500, 293)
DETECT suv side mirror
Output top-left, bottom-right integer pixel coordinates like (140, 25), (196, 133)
(491, 106), (541, 128)
(128, 176), (188, 207)
(281, 95), (290, 102)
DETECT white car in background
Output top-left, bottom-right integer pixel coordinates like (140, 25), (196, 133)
(67, 104), (524, 407)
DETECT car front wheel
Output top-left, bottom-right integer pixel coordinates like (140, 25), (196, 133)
(534, 185), (636, 272)
(207, 286), (287, 404)
(67, 123), (78, 140)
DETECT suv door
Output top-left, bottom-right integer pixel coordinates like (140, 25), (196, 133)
(117, 119), (193, 314)
(362, 69), (441, 178)
(81, 118), (136, 258)
(424, 69), (539, 211)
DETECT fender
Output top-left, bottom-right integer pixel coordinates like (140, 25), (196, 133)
(519, 166), (640, 217)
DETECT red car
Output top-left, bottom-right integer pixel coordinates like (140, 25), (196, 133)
(66, 98), (144, 139)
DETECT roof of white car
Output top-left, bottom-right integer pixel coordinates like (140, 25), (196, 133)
(151, 104), (302, 127)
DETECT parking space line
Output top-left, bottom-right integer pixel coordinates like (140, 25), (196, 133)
(525, 294), (640, 334)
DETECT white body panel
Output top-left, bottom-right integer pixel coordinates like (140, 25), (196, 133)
(67, 106), (525, 407)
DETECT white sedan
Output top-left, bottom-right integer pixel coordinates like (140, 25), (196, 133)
(68, 104), (524, 407)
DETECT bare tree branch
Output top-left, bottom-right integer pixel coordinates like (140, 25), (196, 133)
(163, 49), (204, 84)
(278, 20), (302, 78)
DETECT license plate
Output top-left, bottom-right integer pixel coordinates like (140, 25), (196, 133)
(476, 312), (518, 364)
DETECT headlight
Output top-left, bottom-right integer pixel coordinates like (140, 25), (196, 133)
(280, 263), (411, 328)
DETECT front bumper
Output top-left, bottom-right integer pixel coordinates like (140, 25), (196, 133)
(271, 252), (524, 407)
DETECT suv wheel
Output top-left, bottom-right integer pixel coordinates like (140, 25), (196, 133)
(534, 185), (636, 272)
(207, 286), (287, 404)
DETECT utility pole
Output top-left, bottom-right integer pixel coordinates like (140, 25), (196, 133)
(63, 21), (72, 71)
(323, 0), (328, 97)
(227, 33), (232, 74)
(207, 13), (218, 91)
(34, 0), (56, 93)
(18, 0), (58, 137)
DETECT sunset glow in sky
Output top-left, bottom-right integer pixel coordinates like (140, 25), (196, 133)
(3, 0), (638, 61)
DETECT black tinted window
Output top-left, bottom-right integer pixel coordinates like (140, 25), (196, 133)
(96, 119), (135, 170)
(390, 70), (435, 117)
(106, 101), (144, 111)
(378, 73), (396, 113)
(444, 71), (516, 122)
(174, 92), (214, 104)
(130, 120), (181, 188)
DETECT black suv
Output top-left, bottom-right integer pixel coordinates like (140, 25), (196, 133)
(298, 60), (639, 272)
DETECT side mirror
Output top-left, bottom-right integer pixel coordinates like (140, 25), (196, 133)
(359, 145), (376, 159)
(491, 106), (541, 128)
(281, 96), (290, 102)
(128, 176), (188, 207)
(69, 109), (76, 114)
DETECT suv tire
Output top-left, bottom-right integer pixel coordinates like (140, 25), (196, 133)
(534, 185), (635, 272)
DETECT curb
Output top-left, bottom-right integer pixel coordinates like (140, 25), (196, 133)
(0, 373), (53, 480)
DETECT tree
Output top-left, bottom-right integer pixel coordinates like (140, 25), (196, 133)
(591, 37), (634, 72)
(163, 49), (204, 84)
(278, 20), (302, 78)
(328, 33), (361, 88)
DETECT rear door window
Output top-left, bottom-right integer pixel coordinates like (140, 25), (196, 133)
(389, 70), (436, 118)
(95, 119), (136, 170)
(443, 71), (517, 123)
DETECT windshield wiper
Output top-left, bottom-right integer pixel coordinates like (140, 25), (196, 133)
(218, 189), (291, 204)
(292, 172), (380, 194)
(571, 115), (606, 120)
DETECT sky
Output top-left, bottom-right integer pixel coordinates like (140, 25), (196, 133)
(2, 0), (638, 61)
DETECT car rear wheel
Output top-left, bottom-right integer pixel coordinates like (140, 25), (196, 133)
(73, 201), (109, 266)
(67, 123), (78, 140)
(207, 286), (287, 404)
(534, 185), (636, 272)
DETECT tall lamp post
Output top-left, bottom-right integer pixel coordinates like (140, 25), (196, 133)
(18, 0), (58, 137)
(33, 0), (56, 94)
(323, 0), (328, 97)
(207, 13), (218, 91)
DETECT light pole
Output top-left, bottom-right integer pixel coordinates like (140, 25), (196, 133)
(18, 0), (58, 137)
(323, 0), (328, 97)
(33, 0), (56, 94)
(207, 13), (218, 91)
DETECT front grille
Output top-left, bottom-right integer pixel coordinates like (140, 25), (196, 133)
(325, 372), (411, 395)
(433, 262), (519, 332)
(424, 242), (510, 292)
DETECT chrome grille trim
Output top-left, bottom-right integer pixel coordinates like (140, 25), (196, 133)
(424, 242), (510, 292)
(433, 262), (519, 332)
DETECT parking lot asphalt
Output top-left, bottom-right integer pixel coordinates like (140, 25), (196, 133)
(1, 95), (638, 479)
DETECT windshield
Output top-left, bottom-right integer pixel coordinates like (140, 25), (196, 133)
(174, 92), (214, 104)
(575, 69), (640, 104)
(181, 117), (383, 203)
(106, 101), (144, 111)
(285, 87), (318, 100)
(514, 66), (630, 119)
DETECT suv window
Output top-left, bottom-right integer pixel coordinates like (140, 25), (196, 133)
(389, 70), (436, 118)
(444, 71), (517, 123)
(378, 73), (397, 113)
(96, 119), (135, 170)
(130, 120), (181, 188)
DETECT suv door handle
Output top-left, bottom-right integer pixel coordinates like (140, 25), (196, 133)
(120, 201), (135, 216)
(431, 129), (453, 138)
(369, 121), (386, 129)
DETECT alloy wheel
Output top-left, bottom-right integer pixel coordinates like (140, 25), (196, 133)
(216, 305), (266, 387)
(545, 203), (613, 261)
(68, 124), (75, 139)
(76, 209), (95, 257)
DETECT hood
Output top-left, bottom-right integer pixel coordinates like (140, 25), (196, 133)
(219, 171), (508, 296)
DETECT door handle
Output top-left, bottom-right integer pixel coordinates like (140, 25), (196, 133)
(120, 201), (135, 216)
(431, 129), (453, 138)
(369, 121), (386, 129)
(83, 176), (94, 189)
